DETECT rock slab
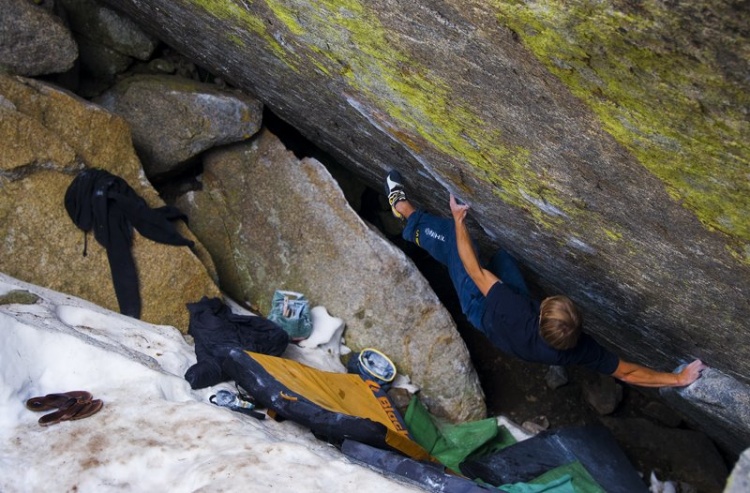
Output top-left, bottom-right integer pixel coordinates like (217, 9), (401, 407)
(175, 129), (486, 422)
(0, 0), (78, 76)
(95, 74), (264, 180)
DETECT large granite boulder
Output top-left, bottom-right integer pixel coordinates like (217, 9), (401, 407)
(95, 74), (264, 180)
(0, 0), (78, 76)
(0, 74), (220, 332)
(174, 129), (485, 422)
(102, 0), (750, 451)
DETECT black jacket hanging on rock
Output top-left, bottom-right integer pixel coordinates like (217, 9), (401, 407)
(184, 297), (290, 389)
(64, 168), (195, 319)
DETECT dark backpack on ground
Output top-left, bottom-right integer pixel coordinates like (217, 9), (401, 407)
(184, 297), (290, 389)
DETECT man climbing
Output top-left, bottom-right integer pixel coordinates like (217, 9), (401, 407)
(385, 170), (705, 387)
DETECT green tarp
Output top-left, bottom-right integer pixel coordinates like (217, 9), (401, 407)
(403, 396), (606, 493)
(499, 461), (605, 493)
(404, 395), (516, 474)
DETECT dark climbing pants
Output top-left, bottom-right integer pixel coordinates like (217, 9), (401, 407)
(402, 209), (528, 329)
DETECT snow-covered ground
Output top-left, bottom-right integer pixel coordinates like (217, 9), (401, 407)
(0, 272), (428, 492)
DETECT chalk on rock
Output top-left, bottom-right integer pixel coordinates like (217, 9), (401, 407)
(391, 373), (420, 394)
(660, 366), (750, 456)
(282, 306), (348, 373)
(725, 447), (750, 493)
(298, 306), (345, 349)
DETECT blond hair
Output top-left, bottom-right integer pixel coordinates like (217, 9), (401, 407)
(539, 295), (582, 350)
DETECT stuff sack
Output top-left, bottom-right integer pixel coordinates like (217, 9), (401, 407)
(347, 348), (397, 387)
(267, 290), (313, 341)
(184, 297), (289, 389)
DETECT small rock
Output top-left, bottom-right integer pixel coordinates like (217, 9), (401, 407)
(60, 0), (158, 60)
(545, 365), (569, 390)
(582, 374), (623, 415)
(77, 37), (133, 78)
(148, 58), (176, 74)
(522, 415), (550, 435)
(387, 387), (413, 417)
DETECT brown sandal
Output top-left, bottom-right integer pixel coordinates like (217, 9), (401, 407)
(38, 398), (83, 426)
(26, 391), (92, 412)
(26, 391), (103, 426)
(69, 399), (103, 421)
(37, 397), (103, 426)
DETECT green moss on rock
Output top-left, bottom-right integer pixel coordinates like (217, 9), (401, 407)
(491, 0), (749, 261)
(187, 0), (296, 66)
(194, 1), (645, 250)
(0, 290), (39, 305)
(260, 1), (571, 229)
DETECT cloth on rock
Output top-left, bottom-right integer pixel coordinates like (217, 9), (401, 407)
(403, 395), (516, 475)
(64, 168), (194, 318)
(184, 297), (289, 389)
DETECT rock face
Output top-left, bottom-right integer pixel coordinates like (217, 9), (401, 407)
(0, 0), (78, 76)
(175, 129), (486, 422)
(0, 74), (220, 332)
(94, 74), (264, 180)
(726, 448), (750, 493)
(661, 367), (750, 456)
(102, 0), (750, 451)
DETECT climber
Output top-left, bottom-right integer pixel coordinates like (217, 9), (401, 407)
(385, 170), (706, 388)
